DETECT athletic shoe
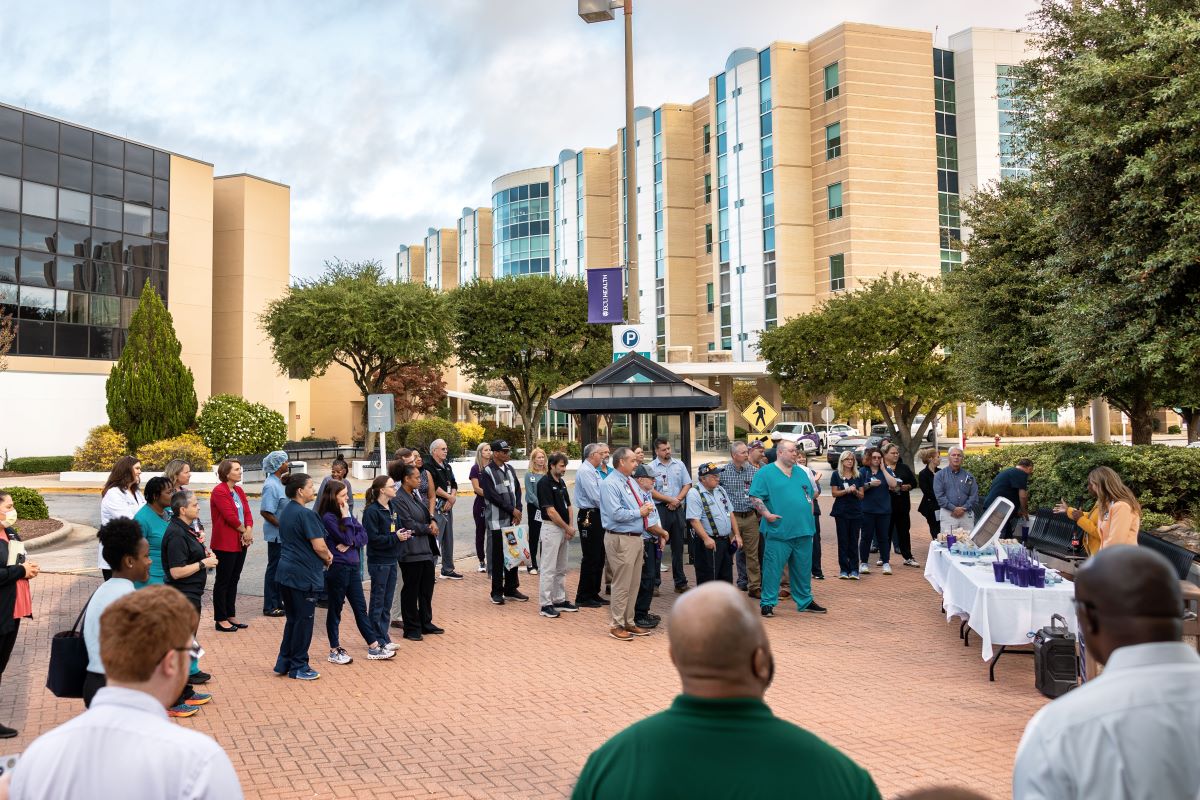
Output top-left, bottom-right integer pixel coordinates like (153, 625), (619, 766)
(609, 627), (633, 641)
(882, 564), (893, 575)
(838, 572), (849, 580)
(554, 601), (579, 612)
(634, 617), (659, 629)
(859, 563), (871, 574)
(875, 560), (884, 566)
(383, 642), (399, 652)
(594, 596), (610, 605)
(290, 667), (321, 681)
(441, 571), (464, 580)
(263, 608), (285, 617)
(539, 605), (560, 618)
(645, 612), (662, 622)
(528, 567), (539, 575)
(504, 590), (530, 603)
(904, 558), (921, 567)
(367, 645), (395, 660)
(850, 573), (860, 580)
(168, 703), (199, 718)
(490, 594), (505, 605)
(659, 563), (668, 572)
(803, 602), (828, 614)
(760, 606), (775, 617)
(421, 624), (445, 634)
(328, 648), (353, 665)
(190, 670), (211, 685)
(576, 598), (603, 608)
(813, 574), (825, 580)
(184, 692), (212, 706)
(477, 562), (487, 573)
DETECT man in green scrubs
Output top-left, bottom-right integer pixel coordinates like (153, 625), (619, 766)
(571, 581), (879, 799)
(749, 439), (825, 616)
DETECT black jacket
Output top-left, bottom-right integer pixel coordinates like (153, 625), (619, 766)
(890, 462), (919, 513)
(393, 493), (437, 563)
(363, 501), (404, 563)
(0, 532), (28, 636)
(918, 466), (939, 516)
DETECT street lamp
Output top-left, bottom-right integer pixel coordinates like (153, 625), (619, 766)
(578, 0), (638, 323)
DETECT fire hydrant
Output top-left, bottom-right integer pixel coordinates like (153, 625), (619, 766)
(994, 434), (1001, 448)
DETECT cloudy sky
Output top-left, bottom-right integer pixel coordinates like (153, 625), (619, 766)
(1, 0), (1037, 279)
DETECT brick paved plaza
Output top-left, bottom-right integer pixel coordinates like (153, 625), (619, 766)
(2, 512), (1048, 799)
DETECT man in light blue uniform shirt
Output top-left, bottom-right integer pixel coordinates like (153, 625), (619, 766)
(574, 444), (609, 608)
(686, 462), (742, 585)
(599, 448), (654, 641)
(649, 437), (692, 592)
(259, 451), (289, 617)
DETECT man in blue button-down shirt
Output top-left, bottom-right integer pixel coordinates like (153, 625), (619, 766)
(650, 438), (692, 593)
(933, 447), (979, 533)
(574, 444), (609, 608)
(600, 447), (655, 641)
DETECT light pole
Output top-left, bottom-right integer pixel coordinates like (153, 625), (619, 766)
(578, 0), (637, 323)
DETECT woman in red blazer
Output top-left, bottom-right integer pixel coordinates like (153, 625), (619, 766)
(210, 459), (254, 632)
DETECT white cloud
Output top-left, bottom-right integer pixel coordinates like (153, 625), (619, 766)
(0, 0), (1038, 279)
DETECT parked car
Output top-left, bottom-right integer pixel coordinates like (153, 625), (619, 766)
(870, 416), (940, 443)
(771, 421), (822, 454)
(853, 435), (887, 464)
(826, 435), (867, 468)
(818, 423), (857, 450)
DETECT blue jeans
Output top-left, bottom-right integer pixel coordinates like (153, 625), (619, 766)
(834, 516), (860, 575)
(275, 584), (317, 676)
(860, 512), (892, 565)
(761, 536), (813, 610)
(325, 562), (378, 649)
(367, 560), (398, 645)
(263, 541), (282, 611)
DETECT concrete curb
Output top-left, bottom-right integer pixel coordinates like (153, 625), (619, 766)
(25, 519), (74, 553)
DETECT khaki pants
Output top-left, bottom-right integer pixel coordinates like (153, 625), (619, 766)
(735, 512), (761, 592)
(604, 533), (644, 629)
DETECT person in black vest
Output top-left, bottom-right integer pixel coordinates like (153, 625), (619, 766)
(479, 440), (527, 605)
(427, 438), (463, 580)
(391, 462), (443, 641)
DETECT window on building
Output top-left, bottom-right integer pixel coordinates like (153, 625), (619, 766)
(704, 173), (711, 204)
(827, 182), (843, 220)
(703, 124), (711, 154)
(1012, 407), (1059, 425)
(825, 122), (841, 160)
(706, 282), (714, 312)
(824, 62), (840, 101)
(829, 253), (845, 292)
(705, 223), (712, 254)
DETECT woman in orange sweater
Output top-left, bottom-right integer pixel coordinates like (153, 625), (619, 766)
(1055, 466), (1140, 554)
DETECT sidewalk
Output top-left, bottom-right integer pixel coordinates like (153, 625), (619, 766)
(2, 511), (1046, 799)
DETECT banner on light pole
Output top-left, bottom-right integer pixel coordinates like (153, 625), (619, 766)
(587, 267), (624, 324)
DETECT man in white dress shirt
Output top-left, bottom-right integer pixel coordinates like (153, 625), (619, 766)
(1013, 545), (1200, 800)
(7, 585), (243, 800)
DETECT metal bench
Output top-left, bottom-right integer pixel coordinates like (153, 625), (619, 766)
(1026, 509), (1086, 564)
(284, 440), (341, 460)
(1137, 531), (1197, 581)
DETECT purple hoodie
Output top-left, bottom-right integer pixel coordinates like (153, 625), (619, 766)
(320, 511), (368, 566)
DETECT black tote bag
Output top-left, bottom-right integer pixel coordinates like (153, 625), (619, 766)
(46, 595), (93, 698)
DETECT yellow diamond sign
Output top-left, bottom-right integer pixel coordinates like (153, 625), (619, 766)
(741, 395), (778, 432)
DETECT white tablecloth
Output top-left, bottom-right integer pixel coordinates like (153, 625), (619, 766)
(924, 545), (1077, 661)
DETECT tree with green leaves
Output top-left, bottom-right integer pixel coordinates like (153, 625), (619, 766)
(105, 282), (197, 450)
(951, 0), (1200, 444)
(448, 275), (610, 441)
(467, 379), (496, 420)
(260, 260), (452, 428)
(757, 274), (959, 465)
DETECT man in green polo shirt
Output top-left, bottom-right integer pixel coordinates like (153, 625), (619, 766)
(750, 438), (825, 617)
(571, 581), (878, 799)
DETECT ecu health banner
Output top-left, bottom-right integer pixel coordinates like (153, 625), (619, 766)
(586, 267), (623, 324)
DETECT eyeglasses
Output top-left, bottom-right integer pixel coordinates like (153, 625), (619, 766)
(169, 639), (204, 661)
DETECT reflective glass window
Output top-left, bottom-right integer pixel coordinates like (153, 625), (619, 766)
(22, 146), (57, 184)
(55, 322), (88, 356)
(153, 179), (169, 210)
(0, 176), (17, 212)
(92, 197), (122, 231)
(124, 171), (152, 205)
(56, 256), (89, 290)
(89, 326), (114, 359)
(0, 108), (20, 141)
(153, 151), (170, 179)
(152, 209), (168, 239)
(60, 126), (92, 159)
(21, 216), (56, 252)
(90, 294), (119, 326)
(0, 247), (15, 283)
(58, 189), (90, 225)
(22, 116), (58, 150)
(18, 285), (55, 319)
(0, 211), (17, 247)
(22, 181), (57, 218)
(57, 221), (90, 258)
(125, 142), (153, 175)
(93, 164), (122, 199)
(19, 251), (54, 286)
(124, 204), (151, 237)
(93, 134), (123, 167)
(0, 139), (19, 177)
(59, 155), (91, 192)
(94, 262), (119, 294)
(123, 235), (151, 267)
(17, 319), (53, 355)
(0, 281), (16, 316)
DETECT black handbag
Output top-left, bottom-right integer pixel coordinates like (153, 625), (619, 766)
(46, 595), (94, 698)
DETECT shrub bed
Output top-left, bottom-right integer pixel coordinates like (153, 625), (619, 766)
(197, 395), (287, 460)
(0, 487), (49, 520)
(72, 425), (129, 471)
(135, 433), (214, 471)
(3, 456), (74, 474)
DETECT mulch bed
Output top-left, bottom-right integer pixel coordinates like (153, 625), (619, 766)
(13, 519), (65, 541)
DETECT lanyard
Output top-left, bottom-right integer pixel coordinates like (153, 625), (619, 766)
(626, 479), (649, 531)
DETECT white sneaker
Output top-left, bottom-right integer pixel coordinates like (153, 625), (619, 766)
(904, 558), (921, 567)
(859, 563), (870, 574)
(477, 562), (487, 573)
(383, 642), (399, 652)
(327, 648), (352, 665)
(882, 564), (893, 575)
(528, 567), (539, 575)
(875, 560), (884, 566)
(659, 563), (668, 572)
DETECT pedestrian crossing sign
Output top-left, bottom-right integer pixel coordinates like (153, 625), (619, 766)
(747, 433), (771, 447)
(741, 396), (778, 432)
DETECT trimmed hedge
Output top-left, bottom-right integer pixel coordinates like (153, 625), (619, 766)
(537, 439), (582, 460)
(1, 487), (50, 521)
(135, 434), (214, 471)
(72, 425), (129, 471)
(3, 456), (73, 474)
(395, 418), (463, 459)
(197, 395), (287, 460)
(963, 443), (1200, 520)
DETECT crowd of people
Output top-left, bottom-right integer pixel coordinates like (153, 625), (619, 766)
(0, 432), (1189, 799)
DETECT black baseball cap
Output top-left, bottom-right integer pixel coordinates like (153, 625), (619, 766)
(490, 439), (511, 452)
(633, 465), (653, 480)
(697, 462), (724, 478)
